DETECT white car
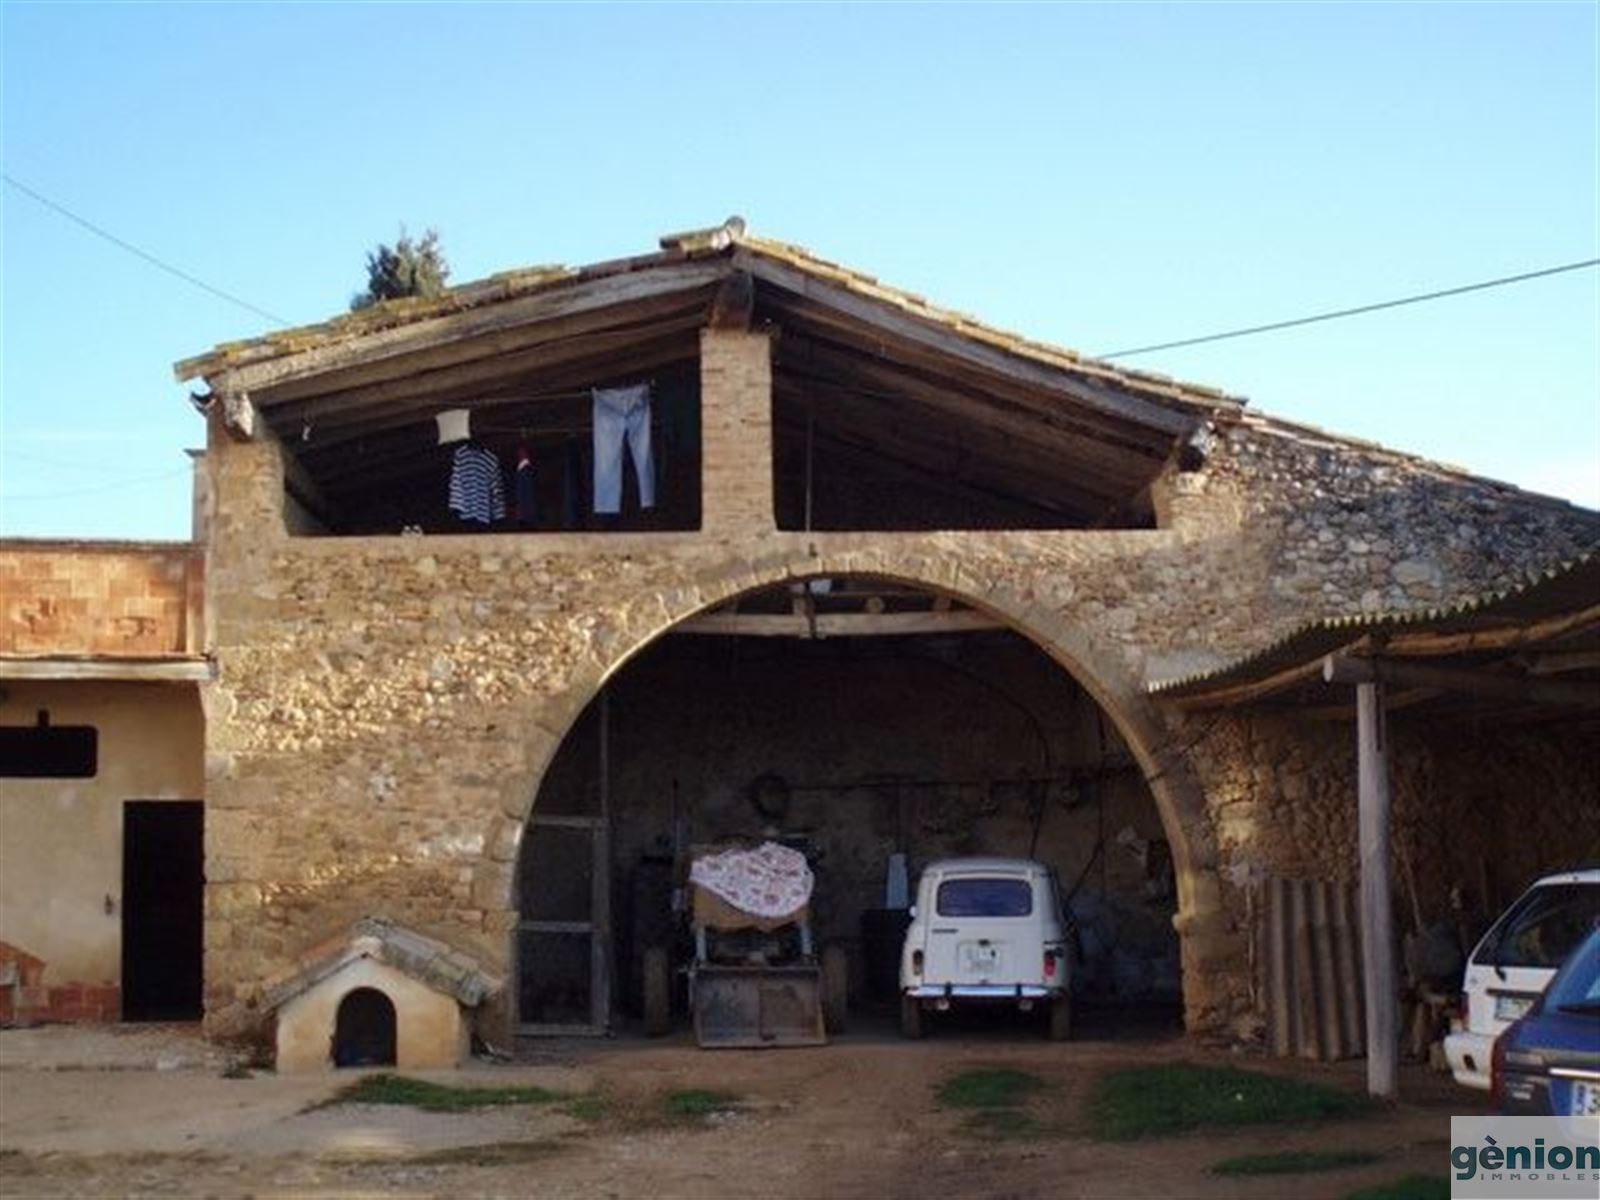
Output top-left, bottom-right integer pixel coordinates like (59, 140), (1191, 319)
(899, 857), (1073, 1039)
(1444, 869), (1599, 1090)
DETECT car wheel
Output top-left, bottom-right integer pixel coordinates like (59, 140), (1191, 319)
(900, 994), (925, 1039)
(1048, 993), (1072, 1041)
(643, 945), (671, 1037)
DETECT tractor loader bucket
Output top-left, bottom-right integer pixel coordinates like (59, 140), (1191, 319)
(691, 963), (826, 1048)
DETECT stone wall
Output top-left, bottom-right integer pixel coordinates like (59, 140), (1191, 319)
(1194, 708), (1599, 913)
(1189, 707), (1599, 1041)
(196, 327), (1600, 1044)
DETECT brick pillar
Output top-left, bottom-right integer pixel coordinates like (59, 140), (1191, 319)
(699, 328), (775, 534)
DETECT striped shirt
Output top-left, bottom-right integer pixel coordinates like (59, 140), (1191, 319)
(448, 444), (506, 524)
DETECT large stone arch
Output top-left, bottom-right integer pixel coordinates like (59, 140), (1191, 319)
(485, 545), (1234, 1034)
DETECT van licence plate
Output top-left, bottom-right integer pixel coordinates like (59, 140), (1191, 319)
(961, 944), (998, 975)
(1572, 1081), (1600, 1116)
(1494, 993), (1534, 1021)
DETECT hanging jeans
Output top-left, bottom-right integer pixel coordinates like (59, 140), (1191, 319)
(592, 384), (656, 514)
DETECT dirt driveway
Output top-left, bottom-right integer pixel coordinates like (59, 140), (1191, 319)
(1, 1015), (1485, 1199)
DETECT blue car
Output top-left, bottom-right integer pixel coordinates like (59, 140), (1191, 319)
(1493, 925), (1600, 1116)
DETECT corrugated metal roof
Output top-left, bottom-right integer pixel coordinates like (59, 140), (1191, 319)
(1147, 551), (1600, 700)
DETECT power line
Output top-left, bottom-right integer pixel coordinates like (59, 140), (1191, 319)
(1098, 258), (1600, 359)
(0, 467), (191, 504)
(2, 173), (289, 326)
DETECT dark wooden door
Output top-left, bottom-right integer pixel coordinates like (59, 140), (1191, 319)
(122, 801), (204, 1021)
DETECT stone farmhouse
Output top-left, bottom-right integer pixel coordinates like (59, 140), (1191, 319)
(3, 219), (1596, 1078)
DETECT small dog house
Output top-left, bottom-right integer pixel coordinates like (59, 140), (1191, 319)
(260, 918), (502, 1072)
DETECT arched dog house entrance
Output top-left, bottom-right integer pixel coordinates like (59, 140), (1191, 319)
(514, 574), (1192, 1039)
(333, 987), (397, 1067)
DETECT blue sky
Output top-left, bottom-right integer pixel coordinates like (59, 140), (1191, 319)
(3, 2), (1597, 538)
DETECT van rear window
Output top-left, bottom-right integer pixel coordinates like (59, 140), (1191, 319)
(1478, 883), (1599, 970)
(936, 878), (1032, 917)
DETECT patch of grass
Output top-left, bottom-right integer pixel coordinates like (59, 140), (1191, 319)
(1212, 1149), (1382, 1176)
(559, 1092), (611, 1123)
(1344, 1175), (1449, 1200)
(409, 1140), (568, 1166)
(1088, 1063), (1369, 1141)
(959, 1108), (1050, 1140)
(662, 1088), (741, 1120)
(324, 1073), (565, 1112)
(936, 1067), (1047, 1110)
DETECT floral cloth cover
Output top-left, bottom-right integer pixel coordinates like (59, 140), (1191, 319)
(689, 841), (814, 920)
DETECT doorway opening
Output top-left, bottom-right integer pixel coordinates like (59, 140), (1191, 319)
(516, 577), (1182, 1037)
(121, 800), (203, 1021)
(333, 987), (398, 1067)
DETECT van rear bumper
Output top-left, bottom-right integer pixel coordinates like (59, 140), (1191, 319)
(1443, 1029), (1493, 1091)
(906, 984), (1058, 999)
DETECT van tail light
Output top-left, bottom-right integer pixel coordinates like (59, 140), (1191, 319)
(912, 949), (924, 977)
(1044, 948), (1059, 979)
(1490, 1032), (1506, 1106)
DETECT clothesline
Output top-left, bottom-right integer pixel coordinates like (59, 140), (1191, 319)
(447, 380), (661, 524)
(472, 420), (668, 438)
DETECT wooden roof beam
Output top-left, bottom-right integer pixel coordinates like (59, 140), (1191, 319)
(263, 308), (707, 433)
(775, 333), (1171, 478)
(277, 331), (701, 452)
(1323, 653), (1600, 708)
(674, 610), (1004, 638)
(740, 251), (1198, 437)
(774, 376), (1147, 499)
(775, 324), (1176, 457)
(255, 288), (715, 410)
(191, 260), (727, 395)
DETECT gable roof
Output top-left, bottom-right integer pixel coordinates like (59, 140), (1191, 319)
(174, 216), (1243, 420)
(171, 218), (1592, 533)
(258, 916), (503, 1012)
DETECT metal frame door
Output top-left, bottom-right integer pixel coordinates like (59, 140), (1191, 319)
(517, 814), (612, 1036)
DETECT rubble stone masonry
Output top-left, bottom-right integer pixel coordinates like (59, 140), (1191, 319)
(198, 329), (1599, 1044)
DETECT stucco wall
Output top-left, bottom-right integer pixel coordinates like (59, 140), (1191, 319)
(196, 327), (1600, 1043)
(0, 680), (204, 992)
(275, 958), (467, 1073)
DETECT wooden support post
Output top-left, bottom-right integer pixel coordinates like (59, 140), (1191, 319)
(1356, 681), (1398, 1098)
(593, 689), (612, 1033)
(707, 270), (755, 330)
(804, 400), (816, 533)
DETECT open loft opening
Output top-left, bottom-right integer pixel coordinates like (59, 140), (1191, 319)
(176, 224), (1229, 537)
(213, 263), (725, 537)
(516, 575), (1183, 1037)
(763, 301), (1182, 533)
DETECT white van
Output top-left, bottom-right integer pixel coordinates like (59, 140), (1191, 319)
(1444, 869), (1599, 1090)
(899, 857), (1073, 1039)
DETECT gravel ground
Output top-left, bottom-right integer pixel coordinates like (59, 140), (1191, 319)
(1, 1014), (1486, 1199)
